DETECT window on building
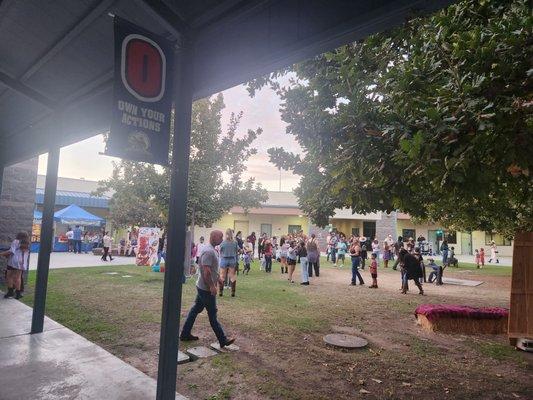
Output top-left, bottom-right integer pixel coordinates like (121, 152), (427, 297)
(444, 230), (457, 244)
(351, 227), (360, 236)
(485, 232), (512, 246)
(363, 221), (376, 240)
(402, 229), (416, 241)
(288, 225), (302, 234)
(260, 223), (272, 238)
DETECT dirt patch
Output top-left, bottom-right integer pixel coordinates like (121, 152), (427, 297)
(28, 264), (532, 399)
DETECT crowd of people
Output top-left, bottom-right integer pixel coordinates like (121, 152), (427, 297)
(186, 228), (490, 298)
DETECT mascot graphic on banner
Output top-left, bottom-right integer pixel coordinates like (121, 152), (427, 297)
(136, 227), (160, 267)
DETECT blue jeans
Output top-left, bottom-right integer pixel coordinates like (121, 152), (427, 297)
(74, 240), (82, 254)
(442, 250), (448, 264)
(300, 256), (309, 283)
(351, 256), (364, 284)
(265, 255), (272, 272)
(181, 287), (227, 345)
(330, 248), (337, 263)
(156, 250), (166, 265)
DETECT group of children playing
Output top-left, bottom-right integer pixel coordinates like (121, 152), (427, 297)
(474, 248), (486, 268)
(1, 232), (30, 299)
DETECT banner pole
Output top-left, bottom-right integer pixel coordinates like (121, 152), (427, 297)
(31, 146), (60, 333)
(156, 44), (193, 400)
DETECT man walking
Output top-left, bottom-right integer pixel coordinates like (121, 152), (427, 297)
(73, 225), (82, 254)
(180, 230), (235, 348)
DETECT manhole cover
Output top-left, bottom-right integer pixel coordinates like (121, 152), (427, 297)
(323, 334), (368, 349)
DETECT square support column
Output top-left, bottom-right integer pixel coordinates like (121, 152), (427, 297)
(156, 45), (194, 400)
(31, 147), (60, 334)
(0, 164), (3, 200)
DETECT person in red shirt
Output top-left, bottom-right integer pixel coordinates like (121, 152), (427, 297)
(263, 239), (273, 273)
(369, 253), (378, 288)
(479, 248), (485, 268)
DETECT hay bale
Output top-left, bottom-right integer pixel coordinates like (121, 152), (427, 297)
(417, 314), (508, 334)
(415, 304), (509, 334)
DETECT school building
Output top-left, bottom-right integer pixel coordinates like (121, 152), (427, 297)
(195, 191), (514, 257)
(30, 176), (513, 257)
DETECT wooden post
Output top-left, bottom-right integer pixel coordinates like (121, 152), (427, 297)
(508, 231), (533, 345)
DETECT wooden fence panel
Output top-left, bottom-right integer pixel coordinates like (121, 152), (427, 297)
(508, 232), (533, 343)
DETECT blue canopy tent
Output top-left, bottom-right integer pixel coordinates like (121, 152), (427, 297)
(33, 209), (42, 220)
(53, 204), (104, 227)
(31, 205), (104, 253)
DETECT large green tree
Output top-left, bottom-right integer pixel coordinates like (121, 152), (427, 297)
(250, 0), (532, 236)
(97, 94), (268, 228)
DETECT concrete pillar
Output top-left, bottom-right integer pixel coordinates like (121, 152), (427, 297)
(375, 211), (398, 241)
(0, 158), (39, 246)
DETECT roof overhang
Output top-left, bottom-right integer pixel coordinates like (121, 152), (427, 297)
(0, 0), (454, 168)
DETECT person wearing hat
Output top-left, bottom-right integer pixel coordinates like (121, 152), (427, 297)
(427, 257), (443, 285)
(488, 241), (499, 264)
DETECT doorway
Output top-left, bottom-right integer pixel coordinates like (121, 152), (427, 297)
(461, 232), (472, 255)
(363, 221), (376, 240)
(428, 230), (443, 255)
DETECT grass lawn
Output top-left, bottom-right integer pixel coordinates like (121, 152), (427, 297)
(9, 259), (531, 399)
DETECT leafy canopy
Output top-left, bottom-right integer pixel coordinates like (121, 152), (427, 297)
(96, 94), (267, 228)
(249, 0), (532, 236)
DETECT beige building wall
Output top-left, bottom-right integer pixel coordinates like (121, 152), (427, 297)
(397, 219), (466, 255)
(193, 212), (309, 241)
(472, 230), (514, 257)
(330, 219), (364, 236)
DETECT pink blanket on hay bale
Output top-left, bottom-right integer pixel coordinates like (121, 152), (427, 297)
(415, 304), (509, 322)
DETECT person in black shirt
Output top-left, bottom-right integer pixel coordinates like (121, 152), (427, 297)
(399, 249), (424, 294)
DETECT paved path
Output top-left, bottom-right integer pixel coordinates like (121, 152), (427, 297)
(29, 252), (137, 270)
(0, 296), (186, 400)
(455, 254), (512, 266)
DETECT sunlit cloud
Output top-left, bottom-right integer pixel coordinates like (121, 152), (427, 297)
(38, 81), (301, 192)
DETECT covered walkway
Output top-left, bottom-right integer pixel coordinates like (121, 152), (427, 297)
(0, 297), (186, 400)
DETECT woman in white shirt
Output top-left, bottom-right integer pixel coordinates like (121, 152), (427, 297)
(101, 232), (114, 261)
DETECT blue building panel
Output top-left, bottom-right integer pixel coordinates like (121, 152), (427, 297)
(35, 188), (109, 209)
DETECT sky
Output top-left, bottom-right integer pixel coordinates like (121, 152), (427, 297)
(38, 82), (300, 192)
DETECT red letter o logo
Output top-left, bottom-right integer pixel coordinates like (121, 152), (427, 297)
(121, 34), (166, 102)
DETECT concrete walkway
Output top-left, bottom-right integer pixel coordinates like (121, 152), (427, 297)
(454, 254), (512, 266)
(0, 297), (186, 400)
(29, 252), (137, 270)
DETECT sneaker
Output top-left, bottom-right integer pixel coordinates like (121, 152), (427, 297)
(221, 338), (235, 348)
(3, 289), (14, 298)
(300, 282), (309, 285)
(180, 334), (199, 342)
(15, 291), (23, 299)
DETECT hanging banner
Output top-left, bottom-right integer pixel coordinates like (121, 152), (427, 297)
(136, 227), (160, 266)
(107, 17), (174, 165)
